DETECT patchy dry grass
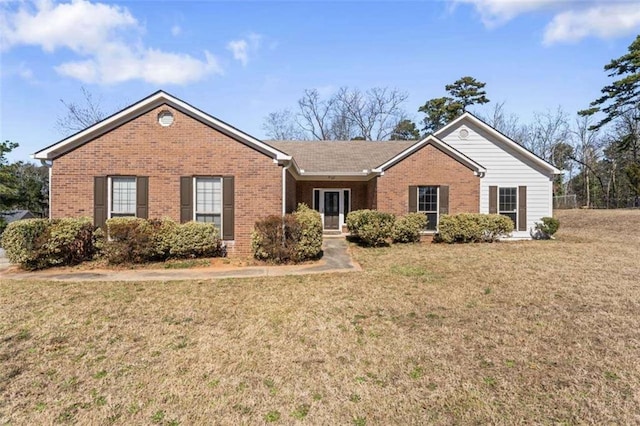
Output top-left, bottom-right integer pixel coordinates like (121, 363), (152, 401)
(2, 209), (640, 424)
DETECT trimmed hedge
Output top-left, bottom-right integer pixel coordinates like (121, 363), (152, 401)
(169, 221), (224, 258)
(104, 217), (224, 264)
(251, 203), (323, 263)
(532, 216), (560, 240)
(252, 215), (301, 263)
(104, 217), (160, 264)
(346, 209), (395, 247)
(293, 203), (323, 260)
(436, 213), (513, 243)
(1, 217), (95, 270)
(392, 213), (428, 243)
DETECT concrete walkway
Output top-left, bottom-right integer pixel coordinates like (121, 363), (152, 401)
(0, 238), (360, 282)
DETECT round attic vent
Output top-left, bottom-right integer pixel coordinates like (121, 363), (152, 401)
(158, 110), (174, 127)
(459, 128), (469, 139)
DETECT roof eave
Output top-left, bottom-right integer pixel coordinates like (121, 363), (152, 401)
(33, 91), (290, 161)
(435, 112), (561, 175)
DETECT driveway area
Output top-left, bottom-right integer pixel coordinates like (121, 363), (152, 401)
(0, 238), (360, 282)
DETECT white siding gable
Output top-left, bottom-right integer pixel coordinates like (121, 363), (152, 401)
(438, 120), (554, 237)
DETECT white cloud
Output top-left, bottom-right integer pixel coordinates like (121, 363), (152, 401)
(227, 32), (263, 66)
(171, 25), (181, 36)
(544, 3), (640, 45)
(452, 0), (559, 27)
(0, 0), (223, 85)
(451, 0), (640, 44)
(227, 39), (248, 66)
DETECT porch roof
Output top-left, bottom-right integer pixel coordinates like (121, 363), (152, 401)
(267, 140), (415, 173)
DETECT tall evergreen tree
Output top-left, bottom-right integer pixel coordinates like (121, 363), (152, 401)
(445, 76), (490, 112)
(419, 76), (490, 132)
(579, 35), (640, 130)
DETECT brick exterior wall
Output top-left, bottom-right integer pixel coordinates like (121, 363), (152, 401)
(376, 143), (480, 216)
(51, 105), (283, 256)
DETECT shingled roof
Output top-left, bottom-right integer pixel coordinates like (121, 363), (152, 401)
(266, 140), (417, 173)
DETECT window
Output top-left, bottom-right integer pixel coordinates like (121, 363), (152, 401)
(111, 177), (136, 217)
(195, 177), (222, 229)
(499, 187), (517, 226)
(418, 186), (438, 231)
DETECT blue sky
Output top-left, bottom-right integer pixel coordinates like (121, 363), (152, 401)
(1, 0), (640, 162)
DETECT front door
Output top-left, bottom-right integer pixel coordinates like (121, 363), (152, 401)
(323, 191), (340, 230)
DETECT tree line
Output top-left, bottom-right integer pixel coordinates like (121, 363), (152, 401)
(263, 35), (640, 208)
(1, 34), (638, 215)
(0, 141), (49, 231)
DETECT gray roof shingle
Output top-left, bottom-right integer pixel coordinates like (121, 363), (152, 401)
(266, 140), (417, 173)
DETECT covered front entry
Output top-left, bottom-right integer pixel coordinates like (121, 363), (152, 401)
(313, 188), (351, 231)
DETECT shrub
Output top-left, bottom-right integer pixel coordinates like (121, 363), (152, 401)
(0, 218), (94, 270)
(392, 213), (428, 243)
(482, 215), (515, 241)
(0, 217), (7, 236)
(104, 217), (158, 264)
(1, 218), (49, 269)
(293, 203), (323, 260)
(169, 221), (224, 258)
(346, 209), (395, 247)
(532, 216), (560, 240)
(92, 227), (106, 257)
(252, 215), (302, 263)
(436, 213), (513, 243)
(252, 204), (323, 263)
(40, 218), (95, 267)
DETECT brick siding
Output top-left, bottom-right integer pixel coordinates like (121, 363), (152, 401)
(376, 143), (480, 215)
(51, 105), (283, 256)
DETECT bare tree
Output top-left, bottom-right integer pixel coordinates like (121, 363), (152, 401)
(530, 107), (571, 162)
(263, 86), (409, 141)
(56, 87), (107, 136)
(263, 110), (306, 140)
(297, 89), (335, 140)
(569, 116), (603, 207)
(476, 101), (530, 146)
(335, 87), (408, 140)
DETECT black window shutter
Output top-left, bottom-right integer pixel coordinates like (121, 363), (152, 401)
(180, 177), (193, 223)
(343, 190), (350, 217)
(518, 186), (527, 231)
(489, 186), (498, 214)
(136, 177), (149, 219)
(408, 186), (417, 212)
(222, 176), (235, 240)
(439, 185), (449, 215)
(313, 189), (320, 211)
(94, 176), (107, 228)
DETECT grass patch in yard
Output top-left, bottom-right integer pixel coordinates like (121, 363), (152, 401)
(2, 210), (640, 424)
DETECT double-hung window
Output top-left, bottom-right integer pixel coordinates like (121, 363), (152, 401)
(110, 177), (136, 217)
(499, 187), (517, 226)
(418, 186), (438, 231)
(195, 177), (222, 229)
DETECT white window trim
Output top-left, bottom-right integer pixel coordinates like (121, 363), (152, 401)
(108, 176), (137, 219)
(192, 177), (223, 231)
(417, 185), (439, 233)
(498, 186), (518, 226)
(313, 188), (351, 231)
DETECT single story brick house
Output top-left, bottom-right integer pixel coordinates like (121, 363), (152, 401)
(33, 91), (562, 255)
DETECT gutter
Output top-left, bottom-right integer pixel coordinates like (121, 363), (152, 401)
(282, 160), (293, 215)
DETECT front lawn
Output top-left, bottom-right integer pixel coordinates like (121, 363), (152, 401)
(1, 209), (639, 424)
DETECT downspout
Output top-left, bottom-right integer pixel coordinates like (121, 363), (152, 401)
(40, 160), (53, 219)
(282, 160), (293, 216)
(281, 160), (293, 249)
